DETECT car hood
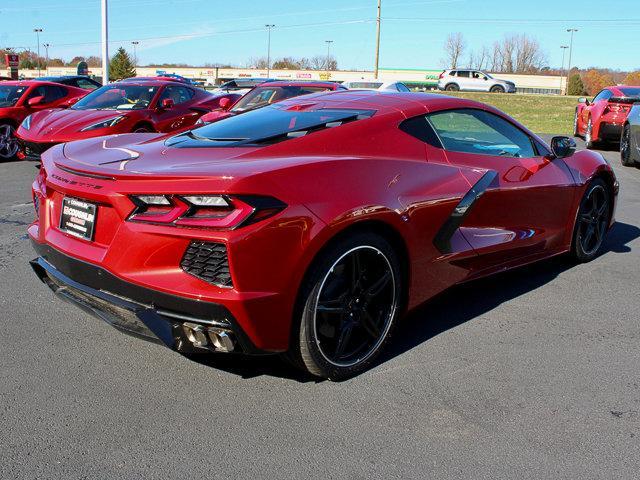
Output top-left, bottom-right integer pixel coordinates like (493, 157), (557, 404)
(26, 109), (135, 138)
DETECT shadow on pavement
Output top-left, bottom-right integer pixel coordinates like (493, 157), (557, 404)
(185, 222), (640, 382)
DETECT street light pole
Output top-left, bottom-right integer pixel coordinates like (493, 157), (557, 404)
(265, 24), (275, 78)
(560, 45), (568, 94)
(102, 0), (109, 84)
(132, 41), (139, 69)
(43, 43), (50, 74)
(33, 28), (43, 77)
(565, 28), (578, 96)
(374, 0), (381, 79)
(325, 40), (333, 75)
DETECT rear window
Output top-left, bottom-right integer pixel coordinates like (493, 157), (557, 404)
(168, 105), (375, 147)
(618, 87), (640, 97)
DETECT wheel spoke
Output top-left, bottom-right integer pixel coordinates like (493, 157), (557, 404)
(364, 271), (391, 299)
(334, 323), (354, 358)
(350, 250), (362, 292)
(583, 224), (595, 246)
(360, 310), (382, 338)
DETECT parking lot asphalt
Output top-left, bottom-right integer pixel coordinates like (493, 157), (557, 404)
(1, 137), (639, 479)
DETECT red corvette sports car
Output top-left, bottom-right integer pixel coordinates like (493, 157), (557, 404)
(574, 85), (640, 148)
(0, 80), (88, 160)
(16, 79), (236, 160)
(29, 91), (618, 379)
(196, 80), (345, 125)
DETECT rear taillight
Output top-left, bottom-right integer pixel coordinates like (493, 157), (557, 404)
(128, 194), (286, 229)
(604, 103), (630, 114)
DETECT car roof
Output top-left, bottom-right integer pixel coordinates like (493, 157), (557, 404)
(0, 80), (75, 87)
(114, 78), (192, 87)
(40, 75), (87, 80)
(254, 80), (343, 89)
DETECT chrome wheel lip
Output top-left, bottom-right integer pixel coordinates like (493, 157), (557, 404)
(0, 124), (18, 159)
(578, 184), (608, 256)
(312, 245), (397, 369)
(585, 119), (592, 144)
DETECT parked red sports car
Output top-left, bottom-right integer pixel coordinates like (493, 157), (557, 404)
(29, 91), (618, 379)
(574, 85), (640, 148)
(16, 79), (236, 160)
(196, 80), (345, 125)
(0, 80), (88, 161)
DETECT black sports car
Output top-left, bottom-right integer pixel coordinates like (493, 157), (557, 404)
(38, 76), (101, 90)
(621, 103), (640, 167)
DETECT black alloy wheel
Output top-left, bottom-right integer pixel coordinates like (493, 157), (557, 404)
(293, 232), (402, 380)
(571, 179), (611, 262)
(0, 123), (19, 160)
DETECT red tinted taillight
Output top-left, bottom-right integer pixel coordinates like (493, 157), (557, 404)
(128, 195), (286, 230)
(604, 103), (630, 114)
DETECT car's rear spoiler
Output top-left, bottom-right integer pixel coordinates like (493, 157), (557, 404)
(609, 96), (640, 104)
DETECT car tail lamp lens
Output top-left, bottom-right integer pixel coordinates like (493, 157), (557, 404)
(604, 104), (630, 114)
(128, 195), (285, 229)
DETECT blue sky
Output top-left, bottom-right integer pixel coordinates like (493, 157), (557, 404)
(1, 0), (638, 71)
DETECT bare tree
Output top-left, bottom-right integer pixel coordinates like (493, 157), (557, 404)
(246, 56), (269, 69)
(443, 32), (466, 69)
(468, 46), (489, 70)
(488, 34), (547, 73)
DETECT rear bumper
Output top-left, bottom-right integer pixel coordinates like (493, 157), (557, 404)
(30, 241), (263, 355)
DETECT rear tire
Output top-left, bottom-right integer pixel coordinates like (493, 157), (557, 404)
(490, 85), (505, 93)
(573, 110), (581, 137)
(290, 232), (403, 380)
(570, 179), (611, 263)
(445, 83), (459, 92)
(620, 123), (636, 167)
(133, 125), (153, 133)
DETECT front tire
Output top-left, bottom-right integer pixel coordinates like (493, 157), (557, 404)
(620, 123), (636, 167)
(570, 179), (611, 263)
(0, 123), (19, 161)
(573, 110), (581, 137)
(292, 232), (403, 380)
(490, 85), (505, 93)
(445, 83), (459, 92)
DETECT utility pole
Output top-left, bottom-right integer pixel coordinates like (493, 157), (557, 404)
(565, 28), (578, 96)
(102, 0), (109, 84)
(132, 41), (139, 69)
(560, 45), (568, 94)
(265, 24), (275, 78)
(325, 40), (333, 76)
(43, 43), (50, 74)
(34, 28), (43, 77)
(374, 0), (381, 79)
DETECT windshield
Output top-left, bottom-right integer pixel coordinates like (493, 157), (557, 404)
(231, 86), (330, 113)
(619, 87), (640, 97)
(72, 84), (158, 110)
(0, 85), (27, 107)
(170, 105), (374, 147)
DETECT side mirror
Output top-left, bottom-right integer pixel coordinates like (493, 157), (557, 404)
(28, 95), (45, 106)
(578, 97), (590, 105)
(550, 136), (576, 159)
(160, 98), (174, 109)
(218, 97), (231, 110)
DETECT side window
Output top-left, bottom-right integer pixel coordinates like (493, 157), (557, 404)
(396, 83), (411, 92)
(29, 85), (67, 103)
(77, 78), (99, 90)
(449, 71), (457, 77)
(425, 109), (536, 158)
(158, 86), (195, 105)
(592, 90), (612, 103)
(457, 71), (470, 78)
(399, 115), (442, 148)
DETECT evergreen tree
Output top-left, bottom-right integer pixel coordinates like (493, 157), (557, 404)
(567, 73), (586, 96)
(109, 47), (136, 80)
